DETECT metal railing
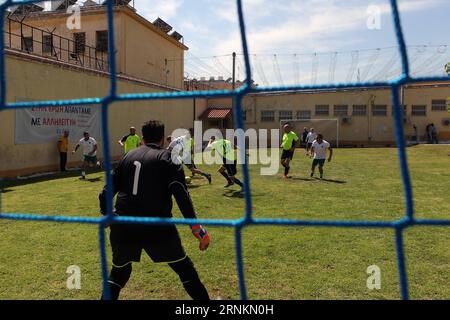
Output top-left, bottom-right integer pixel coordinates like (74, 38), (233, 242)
(4, 17), (109, 72)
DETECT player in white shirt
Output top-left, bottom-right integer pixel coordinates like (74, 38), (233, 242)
(310, 134), (333, 179)
(168, 129), (212, 184)
(306, 128), (317, 156)
(72, 131), (100, 180)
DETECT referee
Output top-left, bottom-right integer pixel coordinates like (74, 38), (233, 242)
(99, 120), (210, 300)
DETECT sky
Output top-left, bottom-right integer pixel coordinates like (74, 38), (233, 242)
(133, 0), (450, 85)
(28, 0), (450, 85)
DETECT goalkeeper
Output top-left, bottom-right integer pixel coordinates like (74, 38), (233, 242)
(99, 120), (210, 300)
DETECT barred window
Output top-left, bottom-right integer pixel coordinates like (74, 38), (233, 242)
(372, 105), (387, 116)
(334, 105), (348, 117)
(96, 30), (108, 52)
(432, 100), (447, 111)
(22, 37), (33, 53)
(352, 105), (367, 116)
(297, 110), (311, 119)
(412, 105), (427, 116)
(74, 32), (86, 54)
(261, 110), (275, 122)
(315, 105), (329, 116)
(42, 35), (53, 54)
(391, 105), (407, 117)
(279, 110), (293, 121)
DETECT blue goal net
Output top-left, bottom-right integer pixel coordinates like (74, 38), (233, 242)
(0, 0), (449, 300)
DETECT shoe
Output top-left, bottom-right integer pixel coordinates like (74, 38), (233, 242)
(224, 181), (235, 188)
(79, 176), (86, 180)
(310, 173), (314, 178)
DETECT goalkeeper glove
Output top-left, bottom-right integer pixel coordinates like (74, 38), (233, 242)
(191, 225), (210, 251)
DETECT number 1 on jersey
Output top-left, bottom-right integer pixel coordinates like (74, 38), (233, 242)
(133, 161), (142, 195)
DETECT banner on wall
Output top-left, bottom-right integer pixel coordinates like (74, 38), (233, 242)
(15, 105), (101, 145)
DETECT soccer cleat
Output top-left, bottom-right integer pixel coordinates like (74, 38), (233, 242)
(224, 181), (234, 188)
(191, 225), (210, 251)
(310, 172), (314, 178)
(79, 176), (86, 180)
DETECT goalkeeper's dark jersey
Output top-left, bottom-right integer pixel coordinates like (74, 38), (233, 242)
(100, 143), (196, 219)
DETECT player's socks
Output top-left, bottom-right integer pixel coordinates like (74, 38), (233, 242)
(233, 178), (243, 187)
(169, 257), (210, 300)
(220, 171), (232, 184)
(102, 282), (122, 300)
(310, 172), (314, 178)
(102, 264), (132, 300)
(200, 172), (212, 184)
(284, 166), (290, 176)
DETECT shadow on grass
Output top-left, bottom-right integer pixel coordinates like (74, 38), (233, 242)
(223, 190), (245, 198)
(86, 177), (102, 183)
(0, 168), (105, 189)
(291, 177), (347, 184)
(187, 184), (202, 189)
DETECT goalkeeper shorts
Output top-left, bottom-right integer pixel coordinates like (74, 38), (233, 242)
(109, 224), (186, 266)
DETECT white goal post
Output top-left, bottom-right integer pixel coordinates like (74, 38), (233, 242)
(280, 118), (340, 148)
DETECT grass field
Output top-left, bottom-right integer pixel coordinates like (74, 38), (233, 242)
(1, 145), (450, 300)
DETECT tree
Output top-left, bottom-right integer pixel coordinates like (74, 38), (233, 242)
(446, 62), (450, 75)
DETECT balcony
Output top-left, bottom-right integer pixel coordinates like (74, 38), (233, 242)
(4, 17), (109, 72)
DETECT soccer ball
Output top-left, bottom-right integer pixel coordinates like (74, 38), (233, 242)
(185, 176), (192, 185)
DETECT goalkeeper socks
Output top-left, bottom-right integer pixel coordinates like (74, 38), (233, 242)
(102, 264), (132, 300)
(220, 171), (232, 183)
(182, 277), (210, 300)
(233, 178), (243, 187)
(169, 256), (210, 300)
(102, 282), (121, 300)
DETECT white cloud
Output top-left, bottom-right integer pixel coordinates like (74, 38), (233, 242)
(137, 0), (183, 21)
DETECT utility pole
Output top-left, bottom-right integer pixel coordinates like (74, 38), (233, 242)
(232, 52), (236, 90)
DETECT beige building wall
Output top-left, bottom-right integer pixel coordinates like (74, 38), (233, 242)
(0, 53), (194, 178)
(239, 85), (450, 145)
(6, 6), (186, 88)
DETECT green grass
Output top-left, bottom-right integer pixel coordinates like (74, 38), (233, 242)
(1, 145), (450, 300)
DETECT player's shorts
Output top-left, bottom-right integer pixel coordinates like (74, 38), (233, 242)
(109, 224), (186, 266)
(222, 158), (237, 176)
(281, 149), (294, 160)
(83, 155), (97, 164)
(312, 158), (326, 167)
(307, 143), (313, 149)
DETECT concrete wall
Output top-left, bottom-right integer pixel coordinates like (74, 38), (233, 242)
(0, 53), (194, 178)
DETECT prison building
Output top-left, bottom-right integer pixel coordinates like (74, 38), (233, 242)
(1, 1), (191, 178)
(192, 79), (450, 146)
